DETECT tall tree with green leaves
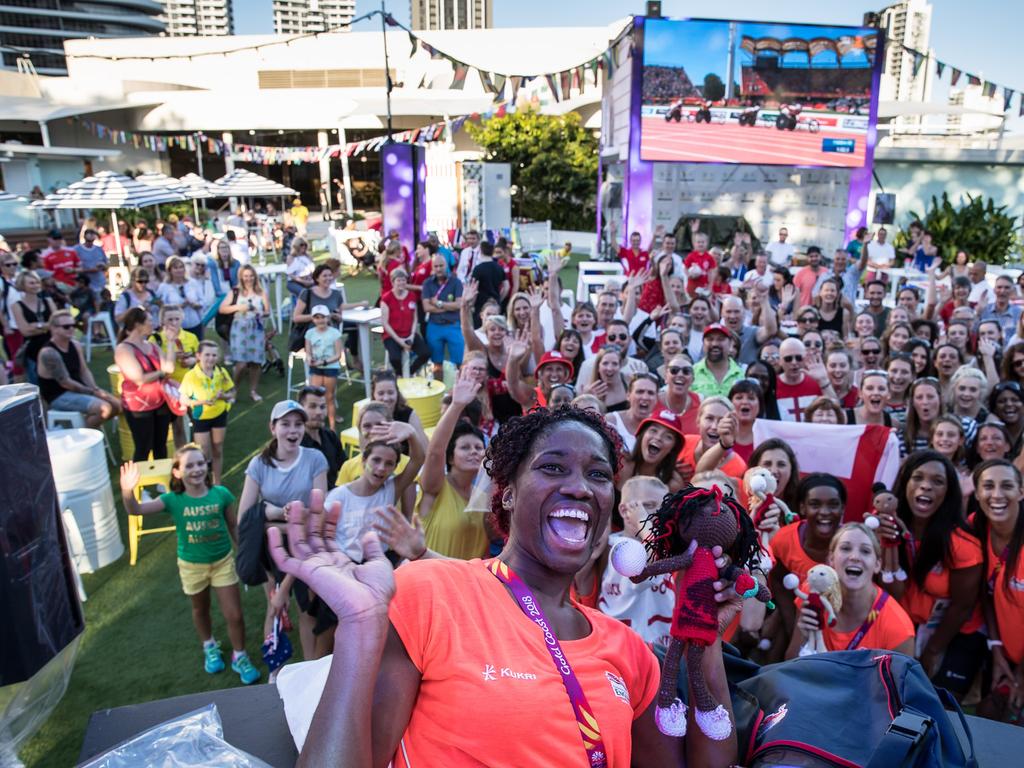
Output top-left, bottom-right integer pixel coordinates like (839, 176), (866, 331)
(702, 73), (725, 101)
(466, 109), (598, 231)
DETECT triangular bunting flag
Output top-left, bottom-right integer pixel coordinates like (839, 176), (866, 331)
(950, 68), (962, 87)
(545, 73), (560, 102)
(968, 74), (981, 86)
(560, 70), (571, 98)
(479, 69), (495, 93)
(450, 62), (469, 90)
(1003, 87), (1014, 110)
(492, 74), (507, 101)
(510, 75), (522, 101)
(408, 31), (417, 58)
(935, 61), (945, 78)
(911, 51), (924, 78)
(982, 81), (997, 98)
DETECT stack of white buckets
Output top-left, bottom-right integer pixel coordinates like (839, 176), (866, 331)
(46, 428), (124, 573)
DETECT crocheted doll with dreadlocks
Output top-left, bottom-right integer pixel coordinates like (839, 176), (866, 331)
(610, 484), (772, 740)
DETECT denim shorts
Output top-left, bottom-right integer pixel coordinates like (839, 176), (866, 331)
(49, 391), (103, 413)
(309, 366), (339, 378)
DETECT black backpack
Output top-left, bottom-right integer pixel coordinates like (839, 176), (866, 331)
(661, 647), (977, 767)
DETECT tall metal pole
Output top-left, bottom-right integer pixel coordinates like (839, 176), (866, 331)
(381, 1), (393, 141)
(195, 131), (206, 218)
(339, 124), (354, 218)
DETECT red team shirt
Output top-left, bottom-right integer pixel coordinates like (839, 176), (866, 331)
(381, 290), (418, 338)
(683, 250), (716, 294)
(775, 375), (823, 422)
(43, 248), (80, 287)
(618, 247), (650, 276)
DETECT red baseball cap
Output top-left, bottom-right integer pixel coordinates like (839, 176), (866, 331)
(637, 408), (686, 441)
(703, 322), (733, 339)
(535, 350), (574, 377)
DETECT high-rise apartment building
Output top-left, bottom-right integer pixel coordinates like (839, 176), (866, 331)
(272, 0), (355, 35)
(878, 0), (933, 104)
(411, 0), (492, 30)
(161, 0), (233, 36)
(0, 0), (165, 75)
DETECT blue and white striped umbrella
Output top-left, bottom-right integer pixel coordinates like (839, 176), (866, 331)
(53, 171), (187, 210)
(177, 173), (218, 199)
(0, 190), (25, 202)
(212, 168), (297, 198)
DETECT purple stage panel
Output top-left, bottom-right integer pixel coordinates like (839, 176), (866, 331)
(381, 143), (427, 256)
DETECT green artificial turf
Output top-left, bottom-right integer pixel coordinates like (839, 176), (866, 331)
(19, 254), (584, 766)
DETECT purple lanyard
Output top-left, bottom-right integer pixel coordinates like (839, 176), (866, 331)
(844, 590), (889, 651)
(487, 559), (608, 768)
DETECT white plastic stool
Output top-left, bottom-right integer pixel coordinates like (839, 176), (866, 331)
(84, 312), (116, 362)
(287, 349), (309, 395)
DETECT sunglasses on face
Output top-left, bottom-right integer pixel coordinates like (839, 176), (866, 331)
(2, 262), (15, 267)
(783, 354), (804, 363)
(798, 316), (818, 323)
(668, 365), (694, 376)
(55, 323), (75, 330)
(761, 351), (780, 360)
(607, 333), (629, 342)
(862, 347), (881, 355)
(805, 341), (823, 348)
(137, 279), (149, 284)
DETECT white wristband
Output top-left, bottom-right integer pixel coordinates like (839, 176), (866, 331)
(987, 639), (1004, 650)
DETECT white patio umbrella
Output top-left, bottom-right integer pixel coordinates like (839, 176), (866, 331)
(54, 171), (188, 264)
(212, 168), (297, 198)
(178, 173), (219, 221)
(135, 171), (192, 220)
(0, 190), (25, 201)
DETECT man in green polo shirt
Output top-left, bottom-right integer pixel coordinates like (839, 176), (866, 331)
(692, 322), (744, 398)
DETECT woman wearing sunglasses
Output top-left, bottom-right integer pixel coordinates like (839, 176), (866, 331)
(114, 266), (160, 327)
(660, 352), (700, 434)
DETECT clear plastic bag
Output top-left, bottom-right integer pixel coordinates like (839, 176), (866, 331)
(78, 704), (272, 768)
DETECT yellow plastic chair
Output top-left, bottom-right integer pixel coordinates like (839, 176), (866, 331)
(127, 458), (175, 566)
(340, 427), (360, 458)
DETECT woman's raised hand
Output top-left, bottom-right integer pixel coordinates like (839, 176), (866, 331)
(372, 505), (426, 562)
(268, 490), (395, 625)
(451, 372), (481, 406)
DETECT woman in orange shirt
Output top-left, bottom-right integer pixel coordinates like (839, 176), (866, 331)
(884, 449), (983, 698)
(972, 459), (1024, 713)
(768, 473), (845, 654)
(268, 407), (746, 767)
(786, 523), (915, 658)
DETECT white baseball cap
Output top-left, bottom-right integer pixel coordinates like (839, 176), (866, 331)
(311, 304), (330, 317)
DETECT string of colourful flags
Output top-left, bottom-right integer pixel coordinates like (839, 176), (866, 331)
(901, 44), (1024, 117)
(69, 102), (522, 165)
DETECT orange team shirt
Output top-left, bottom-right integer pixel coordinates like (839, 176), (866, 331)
(678, 434), (748, 507)
(819, 587), (915, 652)
(899, 528), (983, 633)
(768, 521), (822, 584)
(388, 558), (660, 767)
(985, 535), (1024, 665)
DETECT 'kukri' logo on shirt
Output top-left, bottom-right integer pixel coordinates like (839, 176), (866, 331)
(481, 664), (537, 682)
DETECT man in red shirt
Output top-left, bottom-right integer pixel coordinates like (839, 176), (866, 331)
(42, 232), (80, 291)
(793, 246), (825, 308)
(618, 231), (650, 276)
(775, 337), (835, 422)
(683, 232), (716, 296)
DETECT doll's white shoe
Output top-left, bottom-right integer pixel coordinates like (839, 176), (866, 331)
(696, 705), (733, 741)
(881, 570), (895, 584)
(894, 568), (908, 582)
(655, 698), (688, 736)
(798, 643), (818, 657)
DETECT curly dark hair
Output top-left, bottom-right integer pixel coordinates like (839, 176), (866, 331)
(484, 405), (622, 537)
(643, 484), (762, 573)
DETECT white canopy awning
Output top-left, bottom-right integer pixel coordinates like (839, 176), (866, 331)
(53, 171), (187, 210)
(212, 168), (296, 198)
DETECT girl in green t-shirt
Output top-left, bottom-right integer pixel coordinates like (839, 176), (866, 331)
(120, 444), (260, 685)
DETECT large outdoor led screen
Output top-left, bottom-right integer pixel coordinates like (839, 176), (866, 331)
(640, 18), (881, 167)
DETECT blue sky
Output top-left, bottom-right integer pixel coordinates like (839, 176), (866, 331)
(231, 0), (1024, 100)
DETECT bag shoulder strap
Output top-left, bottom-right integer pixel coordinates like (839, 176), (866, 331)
(864, 709), (934, 768)
(485, 560), (607, 767)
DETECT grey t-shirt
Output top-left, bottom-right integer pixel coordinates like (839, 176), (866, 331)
(74, 244), (107, 291)
(736, 326), (760, 366)
(245, 447), (329, 507)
